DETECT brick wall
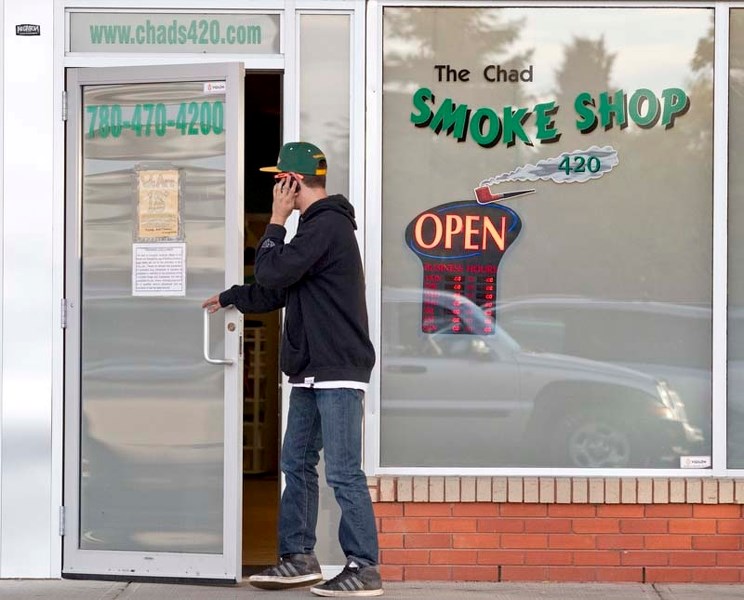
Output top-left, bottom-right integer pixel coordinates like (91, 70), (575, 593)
(368, 477), (744, 583)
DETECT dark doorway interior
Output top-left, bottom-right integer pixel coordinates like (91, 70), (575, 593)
(242, 71), (282, 570)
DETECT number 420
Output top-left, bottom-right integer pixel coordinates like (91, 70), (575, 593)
(559, 154), (601, 175)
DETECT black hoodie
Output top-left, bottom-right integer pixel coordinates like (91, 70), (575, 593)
(219, 194), (376, 384)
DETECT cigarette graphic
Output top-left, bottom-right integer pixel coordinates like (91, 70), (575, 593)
(474, 186), (536, 204)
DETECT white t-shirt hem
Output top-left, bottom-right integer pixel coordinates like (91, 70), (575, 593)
(291, 380), (368, 392)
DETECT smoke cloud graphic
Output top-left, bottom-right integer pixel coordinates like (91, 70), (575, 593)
(479, 145), (619, 187)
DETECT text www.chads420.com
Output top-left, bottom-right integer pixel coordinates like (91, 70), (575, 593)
(89, 19), (262, 46)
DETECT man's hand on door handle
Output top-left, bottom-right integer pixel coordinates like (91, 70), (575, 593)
(202, 294), (223, 314)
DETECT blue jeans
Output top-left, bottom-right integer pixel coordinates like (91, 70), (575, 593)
(278, 386), (379, 566)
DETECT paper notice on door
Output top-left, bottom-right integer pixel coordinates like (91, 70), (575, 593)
(132, 243), (186, 297)
(136, 169), (181, 240)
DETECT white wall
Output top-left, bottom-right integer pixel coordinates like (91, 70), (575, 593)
(1, 0), (58, 577)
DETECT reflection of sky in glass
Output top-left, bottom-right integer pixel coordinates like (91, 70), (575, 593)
(300, 15), (350, 199)
(385, 8), (711, 97)
(506, 9), (709, 95)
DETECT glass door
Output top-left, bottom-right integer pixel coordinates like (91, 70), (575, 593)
(63, 63), (244, 581)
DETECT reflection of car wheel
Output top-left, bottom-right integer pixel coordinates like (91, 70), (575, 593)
(555, 412), (635, 468)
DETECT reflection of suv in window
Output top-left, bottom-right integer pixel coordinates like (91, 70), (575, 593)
(381, 289), (703, 469)
(494, 297), (712, 452)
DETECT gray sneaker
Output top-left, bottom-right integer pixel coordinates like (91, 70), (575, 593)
(311, 561), (383, 597)
(248, 553), (323, 590)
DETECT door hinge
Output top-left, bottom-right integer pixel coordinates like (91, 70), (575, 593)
(60, 298), (67, 329)
(62, 90), (68, 122)
(59, 506), (66, 536)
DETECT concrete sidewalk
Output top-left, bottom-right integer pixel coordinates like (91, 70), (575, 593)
(1, 580), (744, 600)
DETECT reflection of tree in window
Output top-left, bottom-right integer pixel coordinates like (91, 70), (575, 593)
(553, 36), (616, 150)
(384, 8), (529, 89)
(616, 13), (713, 305)
(519, 14), (714, 306)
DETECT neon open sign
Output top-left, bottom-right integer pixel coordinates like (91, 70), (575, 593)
(411, 211), (509, 253)
(405, 201), (522, 334)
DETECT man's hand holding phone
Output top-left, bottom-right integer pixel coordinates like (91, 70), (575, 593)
(271, 172), (300, 226)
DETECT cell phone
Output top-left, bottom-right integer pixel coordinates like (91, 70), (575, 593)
(274, 173), (299, 188)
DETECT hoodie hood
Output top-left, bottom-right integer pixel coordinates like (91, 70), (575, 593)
(302, 194), (357, 229)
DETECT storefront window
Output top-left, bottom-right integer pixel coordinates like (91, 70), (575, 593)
(300, 14), (351, 197)
(729, 10), (744, 468)
(381, 7), (713, 469)
(299, 13), (351, 565)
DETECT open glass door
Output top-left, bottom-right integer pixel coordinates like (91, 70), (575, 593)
(63, 63), (244, 581)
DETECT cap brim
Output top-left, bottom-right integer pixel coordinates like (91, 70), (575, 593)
(259, 166), (282, 173)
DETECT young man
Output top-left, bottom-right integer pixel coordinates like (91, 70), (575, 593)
(202, 142), (382, 597)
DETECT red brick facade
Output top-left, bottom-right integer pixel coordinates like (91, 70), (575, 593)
(369, 477), (744, 583)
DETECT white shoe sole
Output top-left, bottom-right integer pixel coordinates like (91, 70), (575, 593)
(249, 573), (323, 590)
(310, 586), (384, 597)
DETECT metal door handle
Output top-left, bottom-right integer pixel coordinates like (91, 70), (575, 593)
(203, 308), (234, 365)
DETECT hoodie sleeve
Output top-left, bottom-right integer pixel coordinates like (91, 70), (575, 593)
(219, 282), (286, 313)
(253, 220), (331, 289)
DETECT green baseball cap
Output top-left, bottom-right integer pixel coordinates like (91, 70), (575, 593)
(259, 142), (327, 175)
